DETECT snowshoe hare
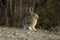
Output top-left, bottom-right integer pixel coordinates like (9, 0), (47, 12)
(22, 7), (39, 31)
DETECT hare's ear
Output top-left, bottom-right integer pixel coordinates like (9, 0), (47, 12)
(29, 7), (35, 14)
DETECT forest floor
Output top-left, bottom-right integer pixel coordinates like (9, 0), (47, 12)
(0, 26), (60, 40)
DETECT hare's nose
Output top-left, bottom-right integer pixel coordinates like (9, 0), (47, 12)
(37, 16), (39, 19)
(36, 15), (39, 19)
(38, 16), (39, 18)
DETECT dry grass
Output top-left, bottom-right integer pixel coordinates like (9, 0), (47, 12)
(0, 26), (60, 40)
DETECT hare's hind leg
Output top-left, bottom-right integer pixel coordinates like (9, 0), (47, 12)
(23, 25), (28, 30)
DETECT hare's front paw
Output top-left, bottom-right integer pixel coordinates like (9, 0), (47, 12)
(32, 26), (37, 31)
(28, 27), (33, 30)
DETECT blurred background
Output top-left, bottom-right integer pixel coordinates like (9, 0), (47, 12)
(0, 0), (60, 32)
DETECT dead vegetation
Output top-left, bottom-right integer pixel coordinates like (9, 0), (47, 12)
(0, 26), (60, 40)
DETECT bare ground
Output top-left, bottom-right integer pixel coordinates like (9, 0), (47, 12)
(0, 26), (60, 40)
